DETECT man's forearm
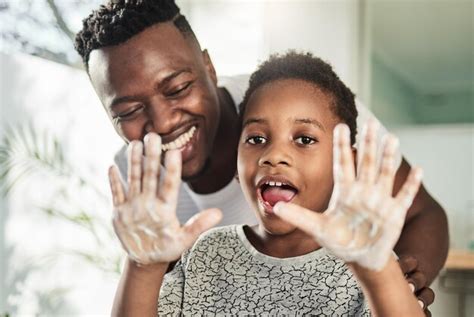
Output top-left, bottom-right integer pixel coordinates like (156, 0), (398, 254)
(112, 259), (168, 317)
(395, 198), (449, 284)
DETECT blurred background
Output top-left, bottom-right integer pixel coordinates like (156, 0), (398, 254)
(0, 0), (472, 315)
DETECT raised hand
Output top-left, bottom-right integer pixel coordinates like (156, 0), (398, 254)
(274, 121), (422, 271)
(108, 133), (222, 265)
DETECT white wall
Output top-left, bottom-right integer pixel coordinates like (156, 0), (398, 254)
(0, 53), (123, 315)
(182, 0), (366, 102)
(394, 124), (474, 317)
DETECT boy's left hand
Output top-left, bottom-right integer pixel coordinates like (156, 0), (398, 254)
(274, 121), (423, 271)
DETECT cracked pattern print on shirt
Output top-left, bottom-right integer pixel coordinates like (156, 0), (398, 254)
(159, 225), (370, 316)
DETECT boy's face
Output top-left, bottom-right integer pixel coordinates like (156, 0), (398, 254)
(238, 79), (339, 235)
(88, 22), (220, 179)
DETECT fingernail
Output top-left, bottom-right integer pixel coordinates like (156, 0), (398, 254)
(415, 168), (423, 181)
(418, 300), (424, 309)
(273, 202), (284, 214)
(409, 283), (415, 292)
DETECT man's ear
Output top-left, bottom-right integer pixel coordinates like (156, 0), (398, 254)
(202, 49), (217, 85)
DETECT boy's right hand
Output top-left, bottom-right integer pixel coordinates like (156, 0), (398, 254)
(108, 133), (222, 265)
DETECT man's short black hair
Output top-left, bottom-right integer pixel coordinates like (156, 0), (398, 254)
(75, 0), (197, 69)
(240, 51), (358, 145)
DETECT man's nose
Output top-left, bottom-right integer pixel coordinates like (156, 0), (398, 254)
(258, 142), (293, 168)
(144, 98), (180, 135)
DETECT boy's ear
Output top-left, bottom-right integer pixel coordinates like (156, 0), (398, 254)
(202, 49), (218, 85)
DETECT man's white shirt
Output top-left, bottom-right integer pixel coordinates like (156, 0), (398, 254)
(114, 74), (402, 226)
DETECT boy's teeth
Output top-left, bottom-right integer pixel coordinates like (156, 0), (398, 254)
(264, 181), (288, 187)
(162, 126), (196, 152)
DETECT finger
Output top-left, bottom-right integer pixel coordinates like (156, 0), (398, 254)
(108, 165), (126, 206)
(182, 208), (223, 248)
(333, 124), (355, 186)
(127, 141), (144, 198)
(416, 287), (435, 311)
(357, 119), (378, 184)
(398, 254), (418, 275)
(142, 133), (162, 197)
(407, 270), (427, 293)
(377, 134), (399, 194)
(273, 202), (326, 238)
(159, 149), (182, 205)
(394, 167), (423, 211)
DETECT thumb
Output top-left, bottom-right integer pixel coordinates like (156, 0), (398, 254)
(182, 208), (223, 247)
(273, 202), (326, 237)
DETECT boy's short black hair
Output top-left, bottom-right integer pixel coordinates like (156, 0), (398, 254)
(240, 51), (358, 145)
(75, 0), (197, 69)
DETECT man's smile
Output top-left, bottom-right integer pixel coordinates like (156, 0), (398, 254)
(161, 125), (197, 152)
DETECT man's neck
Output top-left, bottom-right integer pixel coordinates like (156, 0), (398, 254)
(186, 87), (240, 194)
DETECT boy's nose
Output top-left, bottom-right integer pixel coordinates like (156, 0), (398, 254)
(258, 144), (293, 167)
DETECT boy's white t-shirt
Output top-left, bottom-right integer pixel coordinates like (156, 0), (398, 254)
(114, 74), (402, 226)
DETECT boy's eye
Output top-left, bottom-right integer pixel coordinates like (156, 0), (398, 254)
(246, 136), (267, 145)
(166, 82), (192, 97)
(114, 105), (145, 122)
(295, 136), (316, 145)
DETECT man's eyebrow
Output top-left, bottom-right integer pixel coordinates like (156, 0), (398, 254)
(242, 118), (267, 128)
(109, 95), (141, 109)
(109, 68), (193, 109)
(156, 68), (192, 89)
(294, 118), (326, 131)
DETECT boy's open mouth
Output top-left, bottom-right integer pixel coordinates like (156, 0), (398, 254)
(257, 177), (298, 212)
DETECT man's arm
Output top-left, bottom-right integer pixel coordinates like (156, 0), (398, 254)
(394, 158), (449, 284)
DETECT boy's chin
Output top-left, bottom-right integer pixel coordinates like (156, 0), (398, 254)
(261, 219), (298, 236)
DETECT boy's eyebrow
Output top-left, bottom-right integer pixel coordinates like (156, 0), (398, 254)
(294, 118), (326, 131)
(242, 118), (267, 128)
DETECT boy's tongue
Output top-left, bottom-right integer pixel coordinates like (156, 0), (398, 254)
(262, 187), (296, 206)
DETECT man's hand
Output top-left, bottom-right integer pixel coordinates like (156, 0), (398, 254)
(399, 255), (435, 316)
(108, 132), (222, 265)
(274, 121), (423, 271)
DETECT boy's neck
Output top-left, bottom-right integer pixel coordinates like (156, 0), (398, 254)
(186, 87), (240, 194)
(244, 225), (322, 258)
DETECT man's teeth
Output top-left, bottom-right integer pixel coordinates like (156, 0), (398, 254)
(162, 126), (196, 151)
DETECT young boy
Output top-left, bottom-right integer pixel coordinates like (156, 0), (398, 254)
(108, 52), (424, 315)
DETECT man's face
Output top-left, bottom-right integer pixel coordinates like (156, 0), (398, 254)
(88, 22), (220, 179)
(237, 79), (339, 235)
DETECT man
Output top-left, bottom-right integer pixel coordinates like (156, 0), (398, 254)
(75, 0), (446, 313)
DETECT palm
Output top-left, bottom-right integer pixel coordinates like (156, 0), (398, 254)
(108, 133), (221, 265)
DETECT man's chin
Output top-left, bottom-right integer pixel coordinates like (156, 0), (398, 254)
(181, 157), (211, 182)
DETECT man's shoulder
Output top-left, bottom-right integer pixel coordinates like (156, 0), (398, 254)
(217, 74), (250, 110)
